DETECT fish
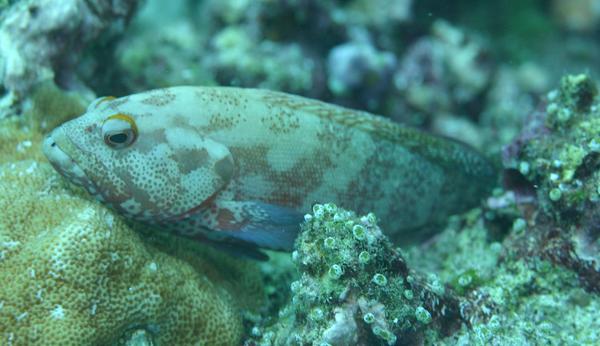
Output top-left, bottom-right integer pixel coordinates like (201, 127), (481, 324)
(42, 86), (496, 258)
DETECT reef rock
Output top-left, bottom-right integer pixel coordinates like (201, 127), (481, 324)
(0, 0), (139, 116)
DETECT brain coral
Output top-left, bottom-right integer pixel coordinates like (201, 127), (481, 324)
(0, 151), (264, 345)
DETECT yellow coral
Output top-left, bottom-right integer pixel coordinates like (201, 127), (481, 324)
(0, 119), (45, 164)
(0, 156), (264, 344)
(25, 81), (88, 134)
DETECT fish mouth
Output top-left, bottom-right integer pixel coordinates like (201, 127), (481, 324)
(43, 130), (92, 190)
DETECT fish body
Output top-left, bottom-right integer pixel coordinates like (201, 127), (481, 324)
(43, 87), (495, 252)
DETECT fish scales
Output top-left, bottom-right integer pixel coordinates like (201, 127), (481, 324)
(43, 86), (495, 254)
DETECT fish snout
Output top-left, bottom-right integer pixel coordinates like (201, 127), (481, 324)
(42, 133), (57, 155)
(42, 131), (88, 186)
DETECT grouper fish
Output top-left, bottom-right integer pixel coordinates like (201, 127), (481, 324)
(42, 87), (495, 257)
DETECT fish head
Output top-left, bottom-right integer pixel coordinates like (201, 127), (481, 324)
(42, 93), (234, 222)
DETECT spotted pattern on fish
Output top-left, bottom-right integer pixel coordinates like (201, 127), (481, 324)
(43, 86), (496, 253)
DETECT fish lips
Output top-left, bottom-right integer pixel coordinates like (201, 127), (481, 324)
(43, 129), (92, 190)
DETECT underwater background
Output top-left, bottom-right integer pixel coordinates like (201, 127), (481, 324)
(1, 0), (600, 345)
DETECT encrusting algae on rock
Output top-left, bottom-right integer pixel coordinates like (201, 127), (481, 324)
(502, 74), (600, 292)
(0, 119), (265, 345)
(250, 203), (461, 346)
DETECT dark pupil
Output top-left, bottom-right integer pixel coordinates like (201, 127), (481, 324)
(109, 133), (128, 144)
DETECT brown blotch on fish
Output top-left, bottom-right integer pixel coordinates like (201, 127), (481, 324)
(215, 155), (235, 182)
(175, 147), (210, 175)
(141, 88), (176, 107)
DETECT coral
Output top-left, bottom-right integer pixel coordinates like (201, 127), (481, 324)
(0, 118), (45, 164)
(478, 65), (545, 156)
(249, 204), (461, 346)
(386, 75), (600, 345)
(493, 74), (600, 299)
(206, 26), (316, 94)
(24, 81), (88, 133)
(254, 251), (297, 322)
(106, 0), (413, 115)
(402, 193), (600, 345)
(431, 114), (483, 149)
(113, 0), (214, 92)
(326, 36), (396, 109)
(393, 20), (493, 122)
(505, 74), (600, 217)
(99, 0), (561, 150)
(0, 0), (139, 116)
(0, 81), (91, 164)
(405, 209), (503, 290)
(0, 125), (265, 345)
(440, 258), (600, 345)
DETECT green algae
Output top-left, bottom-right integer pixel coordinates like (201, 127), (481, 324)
(440, 259), (599, 345)
(251, 204), (460, 346)
(405, 200), (600, 345)
(517, 74), (600, 216)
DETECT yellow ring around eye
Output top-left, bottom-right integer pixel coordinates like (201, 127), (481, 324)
(94, 96), (116, 109)
(106, 113), (138, 135)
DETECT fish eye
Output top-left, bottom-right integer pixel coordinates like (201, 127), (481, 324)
(102, 114), (138, 149)
(107, 133), (129, 144)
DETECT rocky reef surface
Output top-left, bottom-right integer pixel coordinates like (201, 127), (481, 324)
(1, 0), (600, 345)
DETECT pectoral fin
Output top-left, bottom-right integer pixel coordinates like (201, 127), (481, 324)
(195, 200), (305, 251)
